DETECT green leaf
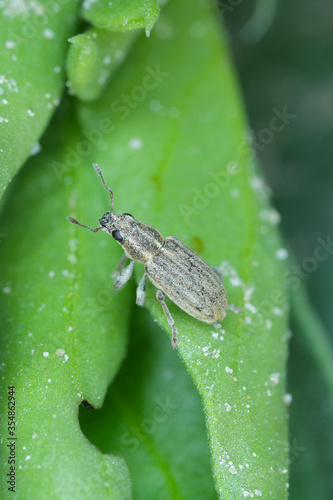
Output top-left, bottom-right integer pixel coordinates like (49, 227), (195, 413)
(67, 28), (138, 102)
(0, 110), (132, 499)
(80, 306), (218, 499)
(0, 0), (79, 200)
(82, 0), (160, 36)
(0, 0), (290, 498)
(74, 0), (289, 496)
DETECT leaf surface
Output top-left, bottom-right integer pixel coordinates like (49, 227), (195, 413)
(75, 0), (290, 497)
(82, 0), (160, 35)
(0, 0), (79, 199)
(0, 0), (290, 498)
(0, 111), (132, 499)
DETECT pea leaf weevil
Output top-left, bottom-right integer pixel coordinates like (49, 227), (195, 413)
(67, 164), (228, 349)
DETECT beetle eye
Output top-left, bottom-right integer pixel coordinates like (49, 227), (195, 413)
(112, 230), (124, 243)
(122, 213), (133, 218)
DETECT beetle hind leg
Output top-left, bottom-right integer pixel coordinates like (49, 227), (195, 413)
(156, 290), (179, 350)
(136, 273), (147, 306)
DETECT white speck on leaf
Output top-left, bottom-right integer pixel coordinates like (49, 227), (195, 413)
(67, 254), (77, 264)
(244, 285), (255, 301)
(229, 465), (237, 474)
(273, 306), (283, 316)
(149, 99), (162, 112)
(270, 373), (280, 385)
(244, 302), (257, 314)
(5, 40), (16, 49)
(260, 208), (280, 225)
(283, 393), (292, 405)
(30, 142), (41, 156)
(129, 137), (143, 150)
(276, 248), (288, 260)
(43, 28), (55, 39)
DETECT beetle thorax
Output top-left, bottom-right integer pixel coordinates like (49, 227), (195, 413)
(99, 212), (164, 263)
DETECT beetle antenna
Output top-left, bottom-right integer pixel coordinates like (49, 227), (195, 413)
(67, 217), (102, 233)
(93, 163), (114, 212)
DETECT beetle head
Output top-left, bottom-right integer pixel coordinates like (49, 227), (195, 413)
(98, 212), (135, 242)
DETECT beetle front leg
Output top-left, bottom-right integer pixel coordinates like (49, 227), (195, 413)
(156, 290), (179, 350)
(136, 273), (147, 306)
(113, 259), (135, 290)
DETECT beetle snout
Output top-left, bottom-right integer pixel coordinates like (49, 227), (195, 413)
(99, 212), (113, 227)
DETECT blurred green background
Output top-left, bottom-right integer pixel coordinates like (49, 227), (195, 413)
(221, 0), (333, 498)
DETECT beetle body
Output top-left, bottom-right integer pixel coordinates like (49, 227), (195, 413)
(146, 236), (227, 324)
(99, 212), (227, 323)
(68, 164), (228, 349)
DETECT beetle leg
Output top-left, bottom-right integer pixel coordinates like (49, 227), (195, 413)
(136, 273), (147, 306)
(212, 266), (223, 282)
(111, 253), (128, 278)
(113, 260), (135, 290)
(156, 290), (179, 350)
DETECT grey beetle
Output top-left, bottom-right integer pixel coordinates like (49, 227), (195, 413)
(67, 164), (228, 349)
